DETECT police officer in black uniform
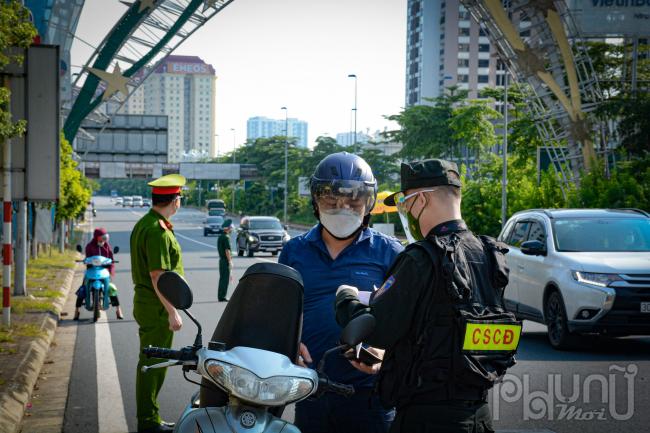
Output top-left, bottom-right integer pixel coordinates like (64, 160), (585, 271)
(335, 159), (520, 433)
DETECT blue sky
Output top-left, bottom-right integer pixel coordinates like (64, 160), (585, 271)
(72, 0), (407, 151)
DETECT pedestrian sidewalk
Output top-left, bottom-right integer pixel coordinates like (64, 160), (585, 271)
(17, 268), (83, 433)
(0, 257), (82, 433)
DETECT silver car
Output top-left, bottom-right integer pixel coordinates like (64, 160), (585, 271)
(498, 208), (650, 349)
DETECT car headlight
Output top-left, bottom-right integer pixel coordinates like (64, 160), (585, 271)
(571, 271), (622, 287)
(248, 236), (256, 243)
(204, 359), (314, 406)
(283, 232), (290, 242)
(91, 258), (103, 267)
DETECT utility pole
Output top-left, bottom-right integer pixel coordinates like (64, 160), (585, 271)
(501, 72), (509, 229)
(348, 74), (357, 152)
(15, 201), (27, 296)
(2, 75), (12, 326)
(230, 128), (236, 213)
(281, 107), (288, 224)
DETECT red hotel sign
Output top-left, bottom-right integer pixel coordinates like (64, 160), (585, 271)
(168, 62), (211, 74)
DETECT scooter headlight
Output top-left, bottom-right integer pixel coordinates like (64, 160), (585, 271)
(204, 359), (315, 406)
(91, 258), (103, 266)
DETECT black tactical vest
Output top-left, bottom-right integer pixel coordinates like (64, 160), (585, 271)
(376, 230), (520, 409)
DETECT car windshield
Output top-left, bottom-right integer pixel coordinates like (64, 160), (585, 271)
(250, 220), (282, 230)
(553, 218), (650, 252)
(207, 217), (224, 224)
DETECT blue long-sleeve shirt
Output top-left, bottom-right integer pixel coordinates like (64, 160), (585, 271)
(279, 224), (403, 388)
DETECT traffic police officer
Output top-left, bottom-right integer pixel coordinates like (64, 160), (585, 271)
(279, 152), (403, 433)
(335, 159), (520, 433)
(217, 219), (233, 302)
(130, 174), (186, 433)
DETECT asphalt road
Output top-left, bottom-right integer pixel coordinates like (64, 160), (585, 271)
(62, 197), (650, 433)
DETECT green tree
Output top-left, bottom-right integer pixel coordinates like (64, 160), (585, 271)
(0, 1), (37, 144)
(385, 88), (466, 159)
(358, 143), (399, 188)
(586, 40), (650, 157)
(569, 158), (650, 211)
(386, 86), (500, 160)
(461, 155), (566, 236)
(57, 134), (92, 222)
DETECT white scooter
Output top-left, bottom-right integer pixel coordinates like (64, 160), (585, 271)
(144, 263), (375, 433)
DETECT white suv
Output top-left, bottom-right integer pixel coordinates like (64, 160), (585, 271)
(498, 209), (650, 349)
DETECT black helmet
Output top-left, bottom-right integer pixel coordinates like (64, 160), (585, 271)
(310, 152), (377, 219)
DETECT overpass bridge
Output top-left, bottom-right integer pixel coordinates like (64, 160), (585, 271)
(80, 161), (259, 181)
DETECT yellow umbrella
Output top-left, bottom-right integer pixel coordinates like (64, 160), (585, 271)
(371, 190), (398, 215)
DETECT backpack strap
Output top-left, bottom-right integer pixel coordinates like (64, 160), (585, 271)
(477, 235), (510, 301)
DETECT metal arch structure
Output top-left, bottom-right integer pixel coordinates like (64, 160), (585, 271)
(63, 0), (235, 144)
(460, 0), (605, 193)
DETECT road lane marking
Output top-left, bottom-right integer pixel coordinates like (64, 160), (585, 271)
(96, 313), (129, 433)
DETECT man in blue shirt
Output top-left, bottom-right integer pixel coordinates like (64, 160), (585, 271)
(279, 152), (403, 433)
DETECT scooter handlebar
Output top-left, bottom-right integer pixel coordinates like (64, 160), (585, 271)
(318, 376), (355, 398)
(142, 346), (197, 362)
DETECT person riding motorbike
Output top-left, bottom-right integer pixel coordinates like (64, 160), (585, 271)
(74, 227), (124, 320)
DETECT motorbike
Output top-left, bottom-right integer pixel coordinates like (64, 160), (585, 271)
(75, 244), (119, 322)
(143, 262), (376, 433)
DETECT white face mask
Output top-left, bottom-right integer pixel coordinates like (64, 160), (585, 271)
(320, 208), (363, 239)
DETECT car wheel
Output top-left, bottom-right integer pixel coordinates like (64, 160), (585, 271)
(203, 230), (207, 237)
(545, 290), (575, 350)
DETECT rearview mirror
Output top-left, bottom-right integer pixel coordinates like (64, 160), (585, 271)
(76, 245), (82, 253)
(521, 240), (547, 256)
(340, 314), (376, 347)
(158, 271), (193, 310)
(113, 246), (120, 254)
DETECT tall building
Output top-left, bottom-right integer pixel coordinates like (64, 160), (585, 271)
(405, 0), (528, 105)
(335, 131), (371, 147)
(123, 55), (216, 162)
(246, 116), (308, 148)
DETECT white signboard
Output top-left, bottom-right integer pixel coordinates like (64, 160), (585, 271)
(179, 163), (240, 180)
(26, 46), (60, 201)
(35, 207), (53, 243)
(2, 45), (60, 201)
(298, 177), (310, 197)
(568, 0), (650, 36)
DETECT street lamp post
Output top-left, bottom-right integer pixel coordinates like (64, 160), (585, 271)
(501, 72), (509, 229)
(230, 128), (236, 213)
(347, 74), (357, 152)
(281, 107), (288, 225)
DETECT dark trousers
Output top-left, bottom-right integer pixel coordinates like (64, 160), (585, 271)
(295, 388), (394, 433)
(390, 401), (493, 433)
(76, 295), (119, 308)
(218, 258), (229, 300)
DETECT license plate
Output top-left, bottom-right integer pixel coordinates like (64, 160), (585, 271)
(641, 302), (650, 313)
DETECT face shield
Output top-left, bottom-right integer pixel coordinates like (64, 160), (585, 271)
(394, 188), (440, 244)
(312, 179), (376, 216)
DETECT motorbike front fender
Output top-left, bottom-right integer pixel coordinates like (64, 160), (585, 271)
(175, 405), (298, 433)
(86, 268), (110, 280)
